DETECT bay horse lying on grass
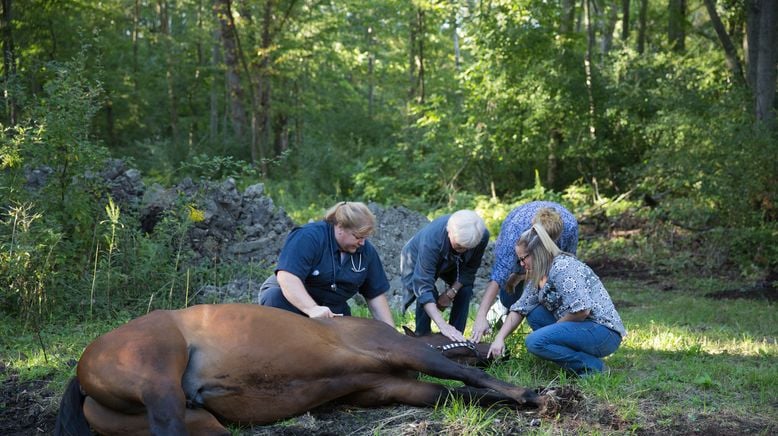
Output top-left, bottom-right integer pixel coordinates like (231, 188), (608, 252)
(55, 304), (544, 435)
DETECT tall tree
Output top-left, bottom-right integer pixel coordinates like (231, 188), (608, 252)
(410, 6), (426, 104)
(621, 0), (630, 41)
(668, 0), (686, 52)
(584, 0), (597, 140)
(703, 0), (745, 84)
(158, 0), (180, 145)
(745, 0), (760, 90)
(212, 0), (248, 143)
(1, 0), (17, 125)
(601, 0), (619, 55)
(637, 0), (648, 53)
(755, 0), (777, 130)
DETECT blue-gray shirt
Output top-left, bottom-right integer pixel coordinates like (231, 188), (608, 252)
(401, 214), (489, 306)
(276, 221), (389, 308)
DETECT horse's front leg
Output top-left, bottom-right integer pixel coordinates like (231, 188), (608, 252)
(389, 338), (543, 407)
(339, 376), (520, 408)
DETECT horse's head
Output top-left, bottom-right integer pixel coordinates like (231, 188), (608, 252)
(402, 326), (505, 367)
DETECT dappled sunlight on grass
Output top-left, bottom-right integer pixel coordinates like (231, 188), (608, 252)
(625, 321), (777, 357)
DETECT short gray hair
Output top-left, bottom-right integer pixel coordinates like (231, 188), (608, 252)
(447, 210), (486, 249)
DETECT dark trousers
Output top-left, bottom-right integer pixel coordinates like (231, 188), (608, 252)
(413, 282), (473, 335)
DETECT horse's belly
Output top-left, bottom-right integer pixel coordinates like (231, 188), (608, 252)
(199, 379), (347, 425)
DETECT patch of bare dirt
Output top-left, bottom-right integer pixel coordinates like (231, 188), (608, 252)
(586, 256), (655, 281)
(0, 364), (57, 435)
(246, 386), (599, 435)
(706, 271), (778, 303)
(635, 406), (776, 435)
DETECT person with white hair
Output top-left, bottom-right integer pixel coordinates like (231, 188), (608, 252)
(401, 210), (489, 341)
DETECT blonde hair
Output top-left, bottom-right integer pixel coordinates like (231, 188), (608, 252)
(531, 207), (563, 242)
(324, 202), (376, 236)
(447, 210), (486, 249)
(517, 223), (562, 288)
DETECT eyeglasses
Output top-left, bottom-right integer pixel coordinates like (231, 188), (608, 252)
(351, 232), (367, 242)
(517, 253), (531, 264)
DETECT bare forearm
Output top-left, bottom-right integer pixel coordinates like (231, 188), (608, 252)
(276, 271), (318, 315)
(494, 311), (524, 341)
(367, 294), (395, 327)
(476, 281), (500, 318)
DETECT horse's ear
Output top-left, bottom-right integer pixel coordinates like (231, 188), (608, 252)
(402, 326), (416, 337)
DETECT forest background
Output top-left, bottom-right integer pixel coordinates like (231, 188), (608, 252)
(1, 0), (778, 347)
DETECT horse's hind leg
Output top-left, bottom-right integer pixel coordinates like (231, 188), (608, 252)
(84, 396), (230, 436)
(78, 311), (194, 434)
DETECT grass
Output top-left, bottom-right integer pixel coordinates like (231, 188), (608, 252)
(1, 274), (776, 434)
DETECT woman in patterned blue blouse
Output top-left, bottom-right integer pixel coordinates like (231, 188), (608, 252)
(471, 202), (578, 342)
(487, 223), (626, 376)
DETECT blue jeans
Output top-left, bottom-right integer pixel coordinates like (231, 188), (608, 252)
(524, 306), (621, 375)
(499, 280), (523, 309)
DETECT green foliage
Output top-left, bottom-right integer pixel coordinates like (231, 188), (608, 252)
(0, 203), (63, 324)
(177, 154), (260, 186)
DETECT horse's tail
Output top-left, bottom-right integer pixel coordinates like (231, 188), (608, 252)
(54, 376), (91, 436)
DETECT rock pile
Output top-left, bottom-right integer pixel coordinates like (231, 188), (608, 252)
(27, 160), (496, 310)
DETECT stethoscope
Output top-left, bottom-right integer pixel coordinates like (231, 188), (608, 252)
(328, 225), (366, 291)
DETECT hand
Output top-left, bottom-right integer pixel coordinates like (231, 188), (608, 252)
(307, 306), (343, 319)
(438, 323), (466, 342)
(470, 315), (490, 343)
(487, 338), (505, 359)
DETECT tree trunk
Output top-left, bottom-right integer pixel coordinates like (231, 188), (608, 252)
(601, 1), (619, 55)
(547, 130), (561, 188)
(703, 0), (745, 84)
(452, 7), (460, 72)
(416, 7), (426, 104)
(1, 0), (17, 125)
(256, 0), (274, 175)
(621, 0), (630, 41)
(668, 0), (686, 52)
(408, 8), (416, 101)
(755, 0), (777, 130)
(367, 25), (375, 119)
(158, 0), (179, 146)
(212, 0), (248, 143)
(561, 0), (576, 33)
(745, 0), (760, 90)
(637, 0), (648, 53)
(210, 28), (221, 145)
(132, 0), (140, 81)
(583, 0), (597, 140)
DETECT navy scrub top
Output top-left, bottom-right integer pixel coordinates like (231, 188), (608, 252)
(275, 221), (390, 311)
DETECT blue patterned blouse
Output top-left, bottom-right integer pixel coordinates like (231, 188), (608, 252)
(510, 255), (627, 338)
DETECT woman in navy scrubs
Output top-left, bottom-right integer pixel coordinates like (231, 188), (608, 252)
(259, 201), (395, 326)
